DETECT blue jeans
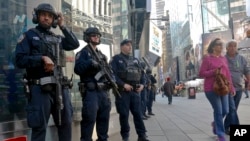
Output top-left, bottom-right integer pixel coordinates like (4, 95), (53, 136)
(244, 89), (249, 97)
(205, 91), (229, 137)
(224, 90), (242, 131)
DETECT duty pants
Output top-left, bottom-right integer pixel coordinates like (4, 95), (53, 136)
(27, 85), (73, 141)
(80, 90), (111, 141)
(147, 89), (154, 113)
(115, 90), (147, 139)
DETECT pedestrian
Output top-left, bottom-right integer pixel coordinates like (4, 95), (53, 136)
(199, 38), (235, 141)
(244, 78), (249, 98)
(15, 3), (79, 141)
(224, 40), (250, 135)
(163, 77), (175, 105)
(146, 69), (157, 115)
(110, 39), (150, 141)
(74, 27), (112, 141)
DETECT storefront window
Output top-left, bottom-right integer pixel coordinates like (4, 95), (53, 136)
(0, 0), (27, 123)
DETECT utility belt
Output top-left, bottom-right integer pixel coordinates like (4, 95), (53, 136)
(118, 83), (141, 92)
(24, 76), (73, 94)
(78, 82), (111, 96)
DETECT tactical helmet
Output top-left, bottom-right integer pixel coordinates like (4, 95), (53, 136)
(140, 61), (146, 69)
(32, 3), (58, 27)
(35, 3), (57, 16)
(146, 68), (152, 74)
(83, 27), (102, 43)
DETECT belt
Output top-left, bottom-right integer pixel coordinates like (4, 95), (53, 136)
(29, 79), (40, 85)
(82, 82), (110, 91)
(29, 76), (56, 85)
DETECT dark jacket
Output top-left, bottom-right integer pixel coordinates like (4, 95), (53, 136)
(15, 26), (79, 79)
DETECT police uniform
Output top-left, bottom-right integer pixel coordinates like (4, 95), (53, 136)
(15, 3), (79, 141)
(139, 62), (149, 119)
(74, 27), (111, 141)
(111, 51), (149, 141)
(146, 69), (157, 115)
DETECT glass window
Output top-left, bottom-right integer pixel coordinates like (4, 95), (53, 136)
(0, 0), (27, 123)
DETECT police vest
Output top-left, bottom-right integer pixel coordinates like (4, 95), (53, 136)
(31, 28), (66, 67)
(118, 57), (141, 83)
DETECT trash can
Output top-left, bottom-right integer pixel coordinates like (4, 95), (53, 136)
(188, 87), (196, 99)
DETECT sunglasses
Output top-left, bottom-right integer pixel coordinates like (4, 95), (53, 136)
(90, 34), (100, 38)
(215, 42), (223, 46)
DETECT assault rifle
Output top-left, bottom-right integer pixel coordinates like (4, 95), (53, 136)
(32, 28), (72, 126)
(54, 39), (64, 126)
(88, 46), (121, 97)
(54, 39), (73, 125)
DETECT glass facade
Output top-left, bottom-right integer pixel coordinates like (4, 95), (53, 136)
(112, 0), (129, 54)
(0, 0), (80, 139)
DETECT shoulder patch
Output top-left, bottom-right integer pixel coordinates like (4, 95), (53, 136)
(17, 34), (25, 43)
(75, 53), (81, 60)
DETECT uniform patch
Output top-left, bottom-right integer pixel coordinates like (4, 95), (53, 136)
(17, 34), (25, 43)
(119, 60), (123, 63)
(32, 36), (40, 40)
(75, 53), (81, 60)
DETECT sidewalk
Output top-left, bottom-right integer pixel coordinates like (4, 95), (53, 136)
(108, 92), (250, 141)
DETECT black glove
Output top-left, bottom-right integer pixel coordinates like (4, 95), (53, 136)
(91, 59), (101, 69)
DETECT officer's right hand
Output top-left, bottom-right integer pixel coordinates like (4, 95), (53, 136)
(42, 56), (54, 72)
(91, 59), (101, 69)
(124, 83), (133, 92)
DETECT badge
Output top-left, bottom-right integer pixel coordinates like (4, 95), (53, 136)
(119, 60), (123, 63)
(32, 36), (40, 40)
(17, 34), (25, 43)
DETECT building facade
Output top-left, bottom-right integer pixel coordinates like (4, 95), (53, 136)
(0, 0), (114, 140)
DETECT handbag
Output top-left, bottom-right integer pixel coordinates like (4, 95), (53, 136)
(213, 68), (230, 96)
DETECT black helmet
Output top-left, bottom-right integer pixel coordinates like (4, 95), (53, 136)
(140, 61), (146, 69)
(146, 68), (152, 74)
(35, 3), (57, 17)
(83, 27), (102, 43)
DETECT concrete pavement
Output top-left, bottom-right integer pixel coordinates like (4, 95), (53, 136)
(108, 92), (250, 141)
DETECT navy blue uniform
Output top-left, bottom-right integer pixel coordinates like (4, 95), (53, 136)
(147, 74), (157, 114)
(74, 45), (111, 141)
(15, 26), (79, 141)
(110, 53), (147, 139)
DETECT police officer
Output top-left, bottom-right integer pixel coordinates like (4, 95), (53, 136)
(110, 39), (150, 141)
(146, 69), (157, 115)
(140, 61), (150, 120)
(74, 27), (111, 141)
(15, 3), (79, 141)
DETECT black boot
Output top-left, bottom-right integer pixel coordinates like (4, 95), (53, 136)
(148, 112), (155, 115)
(138, 136), (150, 141)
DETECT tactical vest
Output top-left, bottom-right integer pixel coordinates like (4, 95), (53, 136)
(31, 28), (66, 67)
(118, 57), (141, 84)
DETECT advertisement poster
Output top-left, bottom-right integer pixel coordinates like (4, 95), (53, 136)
(202, 30), (232, 56)
(149, 21), (162, 57)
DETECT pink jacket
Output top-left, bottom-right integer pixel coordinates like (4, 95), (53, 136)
(199, 55), (235, 93)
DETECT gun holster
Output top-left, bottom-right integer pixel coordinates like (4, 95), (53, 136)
(78, 82), (86, 97)
(62, 76), (73, 89)
(22, 76), (31, 100)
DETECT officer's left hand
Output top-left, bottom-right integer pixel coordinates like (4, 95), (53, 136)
(57, 12), (64, 28)
(136, 84), (144, 93)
